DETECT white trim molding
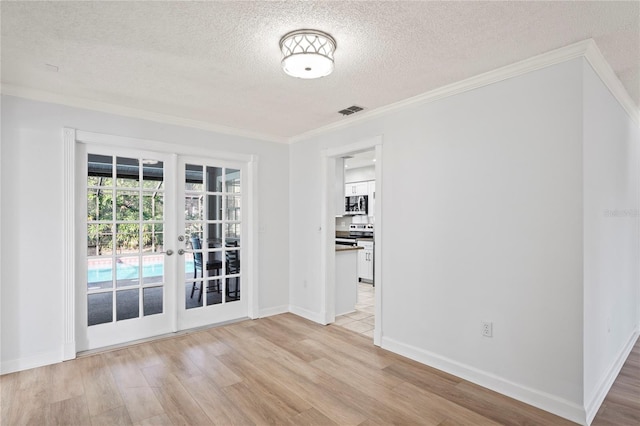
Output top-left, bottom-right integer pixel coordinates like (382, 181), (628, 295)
(66, 128), (259, 354)
(288, 305), (328, 325)
(1, 84), (288, 144)
(62, 128), (77, 360)
(583, 41), (640, 126)
(381, 336), (587, 425)
(2, 40), (636, 146)
(290, 39), (639, 143)
(258, 305), (289, 318)
(247, 155), (260, 320)
(321, 136), (384, 342)
(75, 130), (255, 163)
(1, 349), (65, 375)
(372, 143), (383, 347)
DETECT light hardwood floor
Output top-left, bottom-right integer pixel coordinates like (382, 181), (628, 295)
(0, 313), (637, 425)
(592, 338), (640, 425)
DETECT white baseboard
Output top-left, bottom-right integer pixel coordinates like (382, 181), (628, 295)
(258, 305), (289, 318)
(288, 305), (327, 325)
(62, 342), (76, 361)
(0, 348), (63, 375)
(381, 336), (586, 425)
(585, 329), (640, 425)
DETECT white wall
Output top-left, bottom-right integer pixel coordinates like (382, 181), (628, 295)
(0, 95), (290, 372)
(345, 165), (375, 183)
(290, 59), (587, 419)
(582, 62), (640, 418)
(288, 140), (326, 320)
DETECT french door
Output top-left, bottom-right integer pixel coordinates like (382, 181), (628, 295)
(78, 144), (247, 351)
(176, 156), (247, 330)
(79, 145), (175, 350)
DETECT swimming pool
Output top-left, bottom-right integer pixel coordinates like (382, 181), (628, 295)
(88, 260), (195, 283)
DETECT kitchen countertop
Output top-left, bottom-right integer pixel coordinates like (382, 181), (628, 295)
(335, 245), (364, 252)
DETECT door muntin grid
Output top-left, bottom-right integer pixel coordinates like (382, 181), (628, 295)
(87, 154), (166, 326)
(184, 165), (241, 309)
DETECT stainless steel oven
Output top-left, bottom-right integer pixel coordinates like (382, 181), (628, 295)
(348, 223), (373, 238)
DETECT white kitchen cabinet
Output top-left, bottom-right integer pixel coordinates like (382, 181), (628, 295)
(357, 240), (374, 282)
(367, 180), (375, 218)
(345, 182), (368, 196)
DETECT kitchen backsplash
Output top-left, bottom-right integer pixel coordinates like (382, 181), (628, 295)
(336, 217), (351, 231)
(336, 214), (373, 231)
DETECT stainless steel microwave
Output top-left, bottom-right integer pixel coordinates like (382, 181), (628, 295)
(345, 195), (368, 215)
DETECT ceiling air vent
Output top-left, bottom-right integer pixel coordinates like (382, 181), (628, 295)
(338, 105), (364, 116)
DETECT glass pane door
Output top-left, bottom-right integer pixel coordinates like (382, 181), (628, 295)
(178, 158), (246, 329)
(82, 147), (175, 350)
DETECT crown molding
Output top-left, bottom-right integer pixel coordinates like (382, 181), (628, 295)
(0, 84), (288, 144)
(583, 41), (640, 126)
(289, 39), (639, 143)
(2, 38), (637, 145)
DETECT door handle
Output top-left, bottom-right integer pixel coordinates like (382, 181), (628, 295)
(178, 249), (185, 255)
(165, 249), (174, 256)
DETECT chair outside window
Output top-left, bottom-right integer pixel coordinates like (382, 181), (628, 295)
(226, 242), (240, 300)
(190, 236), (239, 303)
(189, 236), (221, 303)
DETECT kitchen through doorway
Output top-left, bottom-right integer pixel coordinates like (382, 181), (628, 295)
(334, 149), (377, 340)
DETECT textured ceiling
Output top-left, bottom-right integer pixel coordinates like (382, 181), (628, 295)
(1, 1), (638, 142)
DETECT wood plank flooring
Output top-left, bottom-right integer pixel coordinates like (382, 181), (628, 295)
(592, 338), (640, 425)
(0, 313), (637, 425)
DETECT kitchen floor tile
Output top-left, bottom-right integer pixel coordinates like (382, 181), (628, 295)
(361, 316), (375, 326)
(358, 306), (375, 314)
(342, 320), (374, 333)
(334, 315), (356, 326)
(346, 311), (372, 321)
(335, 281), (375, 339)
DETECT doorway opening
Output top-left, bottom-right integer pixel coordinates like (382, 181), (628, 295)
(335, 150), (376, 339)
(322, 136), (382, 346)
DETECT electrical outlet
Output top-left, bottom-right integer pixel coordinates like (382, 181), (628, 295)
(481, 321), (493, 337)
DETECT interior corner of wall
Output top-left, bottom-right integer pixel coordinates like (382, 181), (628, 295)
(288, 304), (327, 325)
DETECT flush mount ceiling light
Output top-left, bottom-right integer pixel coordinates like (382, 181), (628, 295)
(279, 29), (336, 79)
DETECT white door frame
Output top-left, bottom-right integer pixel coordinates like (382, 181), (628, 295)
(62, 128), (259, 358)
(321, 135), (383, 346)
